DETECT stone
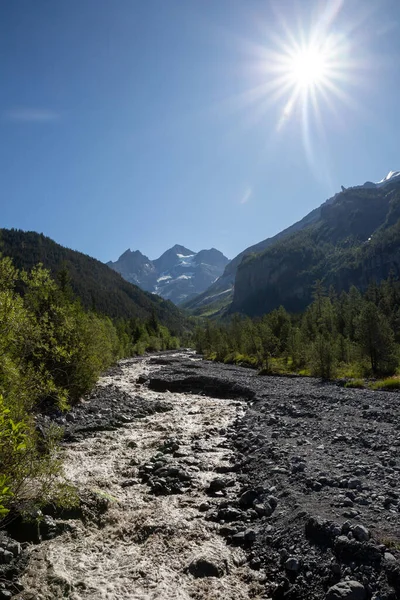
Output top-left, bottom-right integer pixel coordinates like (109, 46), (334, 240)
(208, 478), (232, 494)
(0, 538), (21, 557)
(217, 506), (243, 522)
(352, 525), (370, 542)
(198, 502), (210, 512)
(331, 562), (342, 575)
(250, 556), (262, 570)
(333, 536), (381, 565)
(384, 552), (396, 562)
(120, 479), (139, 488)
(219, 525), (237, 537)
(285, 557), (301, 572)
(8, 540), (21, 557)
(188, 557), (224, 578)
(244, 528), (257, 542)
(254, 503), (268, 516)
(40, 515), (58, 540)
(341, 521), (352, 535)
(348, 478), (362, 490)
(325, 580), (366, 600)
(3, 550), (13, 564)
(267, 495), (278, 509)
(232, 532), (246, 544)
(305, 516), (334, 547)
(239, 489), (258, 508)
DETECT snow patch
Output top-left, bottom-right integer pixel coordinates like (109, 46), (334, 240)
(377, 170), (400, 185)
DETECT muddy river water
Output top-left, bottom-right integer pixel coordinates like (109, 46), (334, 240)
(21, 353), (265, 599)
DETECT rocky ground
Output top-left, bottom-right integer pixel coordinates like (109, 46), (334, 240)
(1, 351), (400, 599)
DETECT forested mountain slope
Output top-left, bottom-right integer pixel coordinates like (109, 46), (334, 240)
(0, 229), (185, 333)
(232, 182), (400, 315)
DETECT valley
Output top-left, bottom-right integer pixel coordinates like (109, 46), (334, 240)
(4, 2), (400, 598)
(4, 352), (400, 600)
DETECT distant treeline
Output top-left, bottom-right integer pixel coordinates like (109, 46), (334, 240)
(0, 254), (180, 517)
(194, 277), (400, 380)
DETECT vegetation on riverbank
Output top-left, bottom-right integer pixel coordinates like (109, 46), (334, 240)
(193, 277), (400, 382)
(0, 254), (180, 517)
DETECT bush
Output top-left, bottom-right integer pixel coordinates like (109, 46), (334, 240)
(0, 394), (66, 517)
(0, 255), (180, 515)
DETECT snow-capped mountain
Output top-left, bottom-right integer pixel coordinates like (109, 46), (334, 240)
(107, 244), (229, 305)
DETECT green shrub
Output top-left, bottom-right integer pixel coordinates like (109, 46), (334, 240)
(0, 255), (181, 515)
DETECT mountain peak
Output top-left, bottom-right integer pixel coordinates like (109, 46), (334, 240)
(377, 170), (400, 185)
(169, 244), (195, 256)
(108, 244), (229, 305)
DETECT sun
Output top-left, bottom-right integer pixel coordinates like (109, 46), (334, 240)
(288, 47), (328, 88)
(262, 28), (353, 134)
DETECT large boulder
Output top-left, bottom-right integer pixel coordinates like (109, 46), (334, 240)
(325, 581), (366, 600)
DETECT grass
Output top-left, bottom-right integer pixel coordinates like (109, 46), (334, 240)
(344, 379), (365, 389)
(377, 537), (400, 551)
(369, 377), (400, 391)
(297, 368), (311, 377)
(228, 353), (259, 368)
(336, 362), (364, 379)
(258, 357), (294, 376)
(202, 352), (400, 390)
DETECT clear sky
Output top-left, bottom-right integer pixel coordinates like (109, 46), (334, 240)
(1, 0), (400, 262)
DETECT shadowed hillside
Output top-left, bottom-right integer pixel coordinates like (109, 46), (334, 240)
(0, 229), (186, 333)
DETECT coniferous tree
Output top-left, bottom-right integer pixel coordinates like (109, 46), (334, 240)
(355, 302), (397, 375)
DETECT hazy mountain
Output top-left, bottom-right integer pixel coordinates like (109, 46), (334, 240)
(0, 228), (186, 333)
(108, 244), (229, 305)
(185, 170), (400, 317)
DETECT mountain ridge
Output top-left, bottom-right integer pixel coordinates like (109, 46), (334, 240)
(232, 172), (400, 316)
(0, 228), (186, 333)
(184, 170), (400, 317)
(108, 245), (229, 305)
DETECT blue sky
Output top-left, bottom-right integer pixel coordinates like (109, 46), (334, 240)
(1, 0), (400, 262)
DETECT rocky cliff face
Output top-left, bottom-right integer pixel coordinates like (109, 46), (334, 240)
(108, 244), (229, 305)
(232, 177), (400, 316)
(183, 206), (322, 316)
(107, 249), (157, 291)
